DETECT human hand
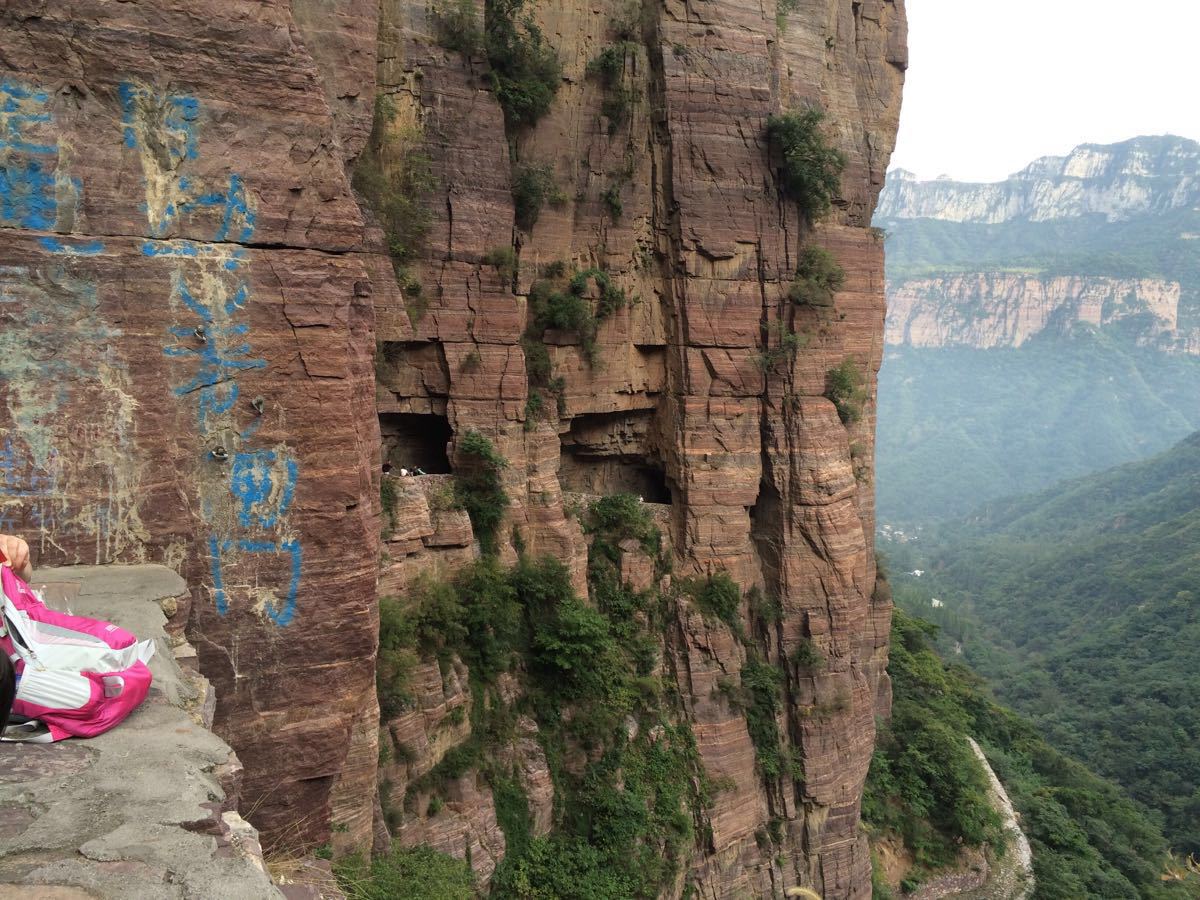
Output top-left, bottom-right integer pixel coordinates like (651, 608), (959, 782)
(0, 534), (32, 582)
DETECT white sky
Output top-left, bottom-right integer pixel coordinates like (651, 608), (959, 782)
(889, 0), (1200, 183)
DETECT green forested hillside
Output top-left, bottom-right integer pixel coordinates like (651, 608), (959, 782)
(867, 606), (1197, 899)
(884, 433), (1200, 855)
(876, 332), (1200, 523)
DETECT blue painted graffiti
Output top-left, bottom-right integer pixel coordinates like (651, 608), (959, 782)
(0, 438), (56, 500)
(229, 450), (298, 529)
(0, 159), (55, 229)
(118, 83), (198, 160)
(0, 81), (53, 153)
(0, 82), (55, 228)
(208, 535), (302, 626)
(120, 83), (256, 241)
(0, 439), (57, 532)
(128, 88), (300, 626)
(158, 249), (265, 431)
(39, 236), (105, 255)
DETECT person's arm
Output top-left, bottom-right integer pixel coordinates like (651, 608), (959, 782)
(0, 534), (33, 581)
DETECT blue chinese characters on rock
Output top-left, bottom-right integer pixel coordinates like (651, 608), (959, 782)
(121, 83), (302, 626)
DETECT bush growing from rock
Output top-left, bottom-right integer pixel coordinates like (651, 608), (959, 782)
(825, 358), (867, 424)
(485, 0), (562, 128)
(766, 108), (845, 219)
(454, 430), (510, 553)
(788, 245), (845, 306)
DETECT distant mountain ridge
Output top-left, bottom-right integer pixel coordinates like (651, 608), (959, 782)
(875, 136), (1200, 523)
(879, 135), (1200, 224)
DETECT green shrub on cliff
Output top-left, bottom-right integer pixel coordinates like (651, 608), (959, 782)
(583, 493), (661, 560)
(454, 430), (510, 554)
(525, 266), (627, 364)
(825, 358), (867, 424)
(432, 0), (483, 53)
(483, 244), (519, 279)
(788, 245), (845, 306)
(741, 657), (786, 779)
(863, 608), (1197, 897)
(485, 0), (562, 128)
(587, 42), (639, 134)
(353, 96), (434, 296)
(333, 845), (472, 900)
(380, 475), (399, 538)
(766, 108), (845, 219)
(682, 572), (742, 629)
(376, 595), (419, 719)
(512, 163), (564, 231)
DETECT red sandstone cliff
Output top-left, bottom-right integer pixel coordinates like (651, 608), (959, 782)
(370, 0), (905, 896)
(0, 0), (382, 853)
(0, 0), (904, 896)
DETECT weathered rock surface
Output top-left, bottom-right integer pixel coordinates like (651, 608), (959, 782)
(2, 0), (904, 895)
(0, 565), (281, 899)
(370, 0), (905, 896)
(878, 135), (1200, 356)
(0, 1), (381, 851)
(887, 274), (1183, 350)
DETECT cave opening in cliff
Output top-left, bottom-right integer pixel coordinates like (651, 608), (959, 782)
(558, 410), (673, 503)
(750, 477), (784, 597)
(379, 412), (453, 474)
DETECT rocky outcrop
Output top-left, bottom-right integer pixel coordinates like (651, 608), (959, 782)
(1, 0), (905, 896)
(878, 136), (1200, 223)
(369, 0), (905, 897)
(0, 565), (282, 898)
(887, 274), (1183, 349)
(878, 136), (1200, 355)
(0, 1), (381, 852)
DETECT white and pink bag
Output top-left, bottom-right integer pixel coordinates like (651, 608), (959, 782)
(1, 565), (155, 742)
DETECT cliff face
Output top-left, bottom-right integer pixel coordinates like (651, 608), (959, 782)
(0, 0), (382, 852)
(371, 0), (905, 896)
(0, 0), (905, 896)
(878, 136), (1200, 354)
(887, 274), (1183, 349)
(875, 138), (1200, 525)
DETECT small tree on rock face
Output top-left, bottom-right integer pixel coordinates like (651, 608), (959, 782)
(454, 430), (510, 554)
(766, 108), (845, 220)
(825, 358), (867, 424)
(485, 0), (563, 129)
(788, 246), (845, 306)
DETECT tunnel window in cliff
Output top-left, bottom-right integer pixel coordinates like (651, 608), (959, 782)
(380, 413), (452, 474)
(558, 410), (672, 503)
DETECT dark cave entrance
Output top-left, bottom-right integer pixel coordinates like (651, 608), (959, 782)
(558, 409), (673, 503)
(379, 412), (453, 474)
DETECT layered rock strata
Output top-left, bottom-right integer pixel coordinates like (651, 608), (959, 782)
(0, 1), (380, 851)
(0, 0), (905, 896)
(887, 274), (1183, 349)
(369, 0), (905, 896)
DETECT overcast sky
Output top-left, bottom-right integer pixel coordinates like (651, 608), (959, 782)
(888, 0), (1200, 183)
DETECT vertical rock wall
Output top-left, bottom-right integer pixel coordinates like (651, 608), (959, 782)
(371, 0), (906, 896)
(0, 0), (904, 894)
(0, 1), (381, 851)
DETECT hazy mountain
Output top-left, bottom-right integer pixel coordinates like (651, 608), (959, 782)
(876, 136), (1200, 523)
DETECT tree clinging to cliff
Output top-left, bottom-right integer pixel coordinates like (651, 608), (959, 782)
(766, 108), (846, 220)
